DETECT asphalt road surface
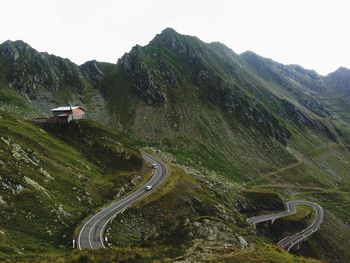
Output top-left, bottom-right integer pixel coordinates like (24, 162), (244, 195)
(76, 152), (168, 250)
(247, 200), (324, 251)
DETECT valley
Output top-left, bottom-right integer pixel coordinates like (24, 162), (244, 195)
(0, 28), (350, 262)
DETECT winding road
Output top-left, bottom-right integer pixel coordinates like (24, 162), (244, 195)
(247, 200), (324, 251)
(76, 151), (322, 252)
(76, 152), (169, 250)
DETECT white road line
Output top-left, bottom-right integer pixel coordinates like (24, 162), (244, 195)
(95, 190), (145, 248)
(99, 157), (166, 248)
(77, 186), (143, 249)
(247, 200), (323, 252)
(76, 153), (169, 250)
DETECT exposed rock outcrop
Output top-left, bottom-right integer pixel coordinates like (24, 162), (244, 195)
(0, 40), (87, 104)
(119, 46), (166, 105)
(282, 99), (338, 141)
(80, 60), (105, 84)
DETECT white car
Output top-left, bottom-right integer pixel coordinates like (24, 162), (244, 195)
(152, 163), (158, 169)
(145, 185), (153, 191)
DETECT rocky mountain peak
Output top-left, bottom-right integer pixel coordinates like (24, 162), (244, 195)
(150, 27), (180, 43)
(118, 45), (166, 105)
(0, 39), (87, 102)
(326, 66), (350, 92)
(149, 27), (197, 56)
(155, 27), (181, 40)
(80, 60), (105, 84)
(0, 40), (38, 61)
(328, 66), (350, 78)
(160, 27), (178, 35)
(3, 39), (31, 48)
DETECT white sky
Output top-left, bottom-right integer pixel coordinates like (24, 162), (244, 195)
(0, 0), (349, 75)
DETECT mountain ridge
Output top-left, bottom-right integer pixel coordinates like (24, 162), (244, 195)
(3, 27), (349, 76)
(1, 28), (350, 262)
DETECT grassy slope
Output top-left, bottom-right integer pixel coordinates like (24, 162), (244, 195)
(0, 81), (33, 116)
(92, 33), (350, 262)
(228, 52), (350, 261)
(97, 30), (342, 191)
(247, 135), (350, 262)
(0, 111), (144, 259)
(1, 31), (349, 262)
(2, 245), (320, 263)
(100, 47), (297, 185)
(4, 148), (315, 262)
(92, 154), (319, 263)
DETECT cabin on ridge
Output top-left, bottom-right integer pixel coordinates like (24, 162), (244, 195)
(51, 106), (86, 124)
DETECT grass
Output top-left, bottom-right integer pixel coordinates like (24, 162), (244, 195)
(3, 242), (320, 263)
(231, 242), (320, 263)
(284, 205), (315, 222)
(96, 161), (320, 263)
(302, 211), (350, 262)
(242, 190), (285, 216)
(0, 85), (32, 116)
(40, 119), (142, 171)
(1, 29), (350, 262)
(0, 112), (145, 258)
(246, 134), (350, 263)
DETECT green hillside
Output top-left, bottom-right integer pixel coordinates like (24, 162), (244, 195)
(1, 28), (350, 262)
(0, 111), (144, 259)
(6, 161), (321, 263)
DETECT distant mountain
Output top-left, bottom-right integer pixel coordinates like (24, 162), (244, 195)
(325, 67), (350, 97)
(0, 29), (346, 176)
(0, 40), (107, 119)
(0, 40), (85, 97)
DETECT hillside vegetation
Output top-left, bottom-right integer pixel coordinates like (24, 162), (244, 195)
(0, 112), (144, 259)
(6, 159), (321, 263)
(1, 28), (350, 262)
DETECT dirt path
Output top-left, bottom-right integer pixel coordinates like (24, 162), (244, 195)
(254, 143), (341, 183)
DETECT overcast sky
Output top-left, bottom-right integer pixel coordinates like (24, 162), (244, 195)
(1, 0), (349, 75)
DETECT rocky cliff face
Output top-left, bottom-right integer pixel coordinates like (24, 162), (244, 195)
(80, 60), (105, 85)
(0, 40), (86, 99)
(119, 45), (166, 105)
(0, 40), (110, 116)
(116, 29), (295, 144)
(0, 29), (347, 165)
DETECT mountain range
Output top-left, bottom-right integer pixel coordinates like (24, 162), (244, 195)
(0, 28), (350, 262)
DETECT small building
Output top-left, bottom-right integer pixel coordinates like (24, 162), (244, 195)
(51, 106), (86, 124)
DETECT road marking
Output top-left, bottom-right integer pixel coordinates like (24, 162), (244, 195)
(76, 153), (169, 250)
(96, 190), (145, 248)
(247, 200), (323, 252)
(98, 158), (167, 248)
(77, 185), (144, 249)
